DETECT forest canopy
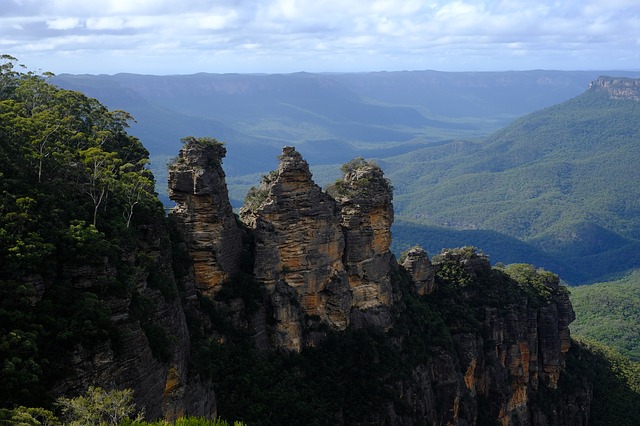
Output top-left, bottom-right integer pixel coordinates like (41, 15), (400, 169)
(0, 55), (162, 407)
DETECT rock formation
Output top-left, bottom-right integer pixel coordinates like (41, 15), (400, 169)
(240, 147), (351, 350)
(165, 143), (589, 424)
(235, 148), (404, 349)
(589, 76), (640, 101)
(51, 222), (215, 421)
(426, 250), (580, 425)
(327, 158), (395, 317)
(400, 246), (436, 295)
(168, 137), (244, 296)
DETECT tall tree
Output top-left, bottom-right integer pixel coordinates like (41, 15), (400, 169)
(79, 147), (122, 227)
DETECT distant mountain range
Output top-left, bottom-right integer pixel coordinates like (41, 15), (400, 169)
(52, 70), (640, 284)
(52, 70), (638, 173)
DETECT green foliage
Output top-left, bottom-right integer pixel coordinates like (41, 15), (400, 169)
(180, 136), (223, 149)
(326, 157), (392, 199)
(339, 156), (368, 175)
(0, 57), (170, 410)
(0, 405), (61, 426)
(122, 416), (246, 425)
(563, 338), (640, 425)
(502, 263), (560, 304)
(0, 402), (243, 426)
(570, 270), (640, 361)
(242, 170), (278, 213)
(57, 387), (143, 426)
(386, 88), (640, 284)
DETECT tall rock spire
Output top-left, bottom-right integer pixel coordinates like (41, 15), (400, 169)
(168, 137), (243, 296)
(240, 147), (350, 350)
(327, 158), (395, 322)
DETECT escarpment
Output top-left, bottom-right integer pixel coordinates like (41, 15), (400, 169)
(589, 76), (640, 101)
(48, 223), (215, 421)
(427, 251), (581, 425)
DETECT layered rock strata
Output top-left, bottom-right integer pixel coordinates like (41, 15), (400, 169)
(240, 147), (351, 350)
(590, 76), (640, 100)
(52, 222), (215, 421)
(168, 139), (244, 296)
(166, 143), (587, 423)
(327, 158), (394, 312)
(427, 251), (579, 425)
(239, 149), (398, 349)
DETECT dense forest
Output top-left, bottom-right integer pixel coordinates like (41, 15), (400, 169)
(0, 54), (162, 407)
(2, 56), (640, 425)
(571, 270), (640, 361)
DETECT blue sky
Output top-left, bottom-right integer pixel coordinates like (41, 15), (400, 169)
(2, 0), (639, 75)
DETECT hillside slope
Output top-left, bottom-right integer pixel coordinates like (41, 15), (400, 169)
(387, 77), (640, 283)
(570, 270), (640, 361)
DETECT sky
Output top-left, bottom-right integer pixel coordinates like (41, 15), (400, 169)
(1, 0), (639, 75)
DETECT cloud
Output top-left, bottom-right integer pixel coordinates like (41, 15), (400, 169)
(46, 17), (81, 30)
(85, 17), (128, 30)
(1, 0), (639, 74)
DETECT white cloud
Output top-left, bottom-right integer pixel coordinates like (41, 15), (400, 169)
(86, 17), (127, 30)
(46, 17), (82, 30)
(196, 11), (239, 30)
(2, 0), (640, 74)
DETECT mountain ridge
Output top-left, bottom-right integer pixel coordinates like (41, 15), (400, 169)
(388, 76), (640, 283)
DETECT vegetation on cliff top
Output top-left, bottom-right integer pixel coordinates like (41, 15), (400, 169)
(325, 157), (393, 199)
(0, 56), (165, 408)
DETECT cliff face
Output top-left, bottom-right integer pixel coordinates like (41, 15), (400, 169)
(240, 147), (350, 350)
(589, 76), (640, 101)
(168, 139), (244, 296)
(51, 222), (215, 421)
(370, 251), (585, 426)
(328, 158), (395, 319)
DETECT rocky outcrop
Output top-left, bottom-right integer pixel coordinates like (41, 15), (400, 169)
(163, 147), (589, 425)
(237, 149), (401, 349)
(168, 138), (244, 296)
(589, 76), (640, 101)
(425, 250), (582, 425)
(400, 246), (435, 295)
